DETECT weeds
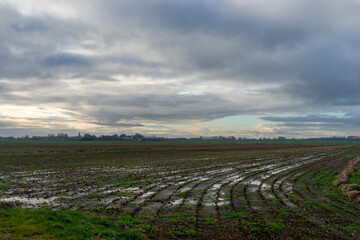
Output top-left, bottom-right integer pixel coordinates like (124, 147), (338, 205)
(0, 184), (10, 190)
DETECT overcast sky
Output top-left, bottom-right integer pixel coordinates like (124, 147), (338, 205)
(1, 0), (360, 138)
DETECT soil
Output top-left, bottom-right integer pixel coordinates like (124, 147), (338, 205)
(0, 142), (359, 239)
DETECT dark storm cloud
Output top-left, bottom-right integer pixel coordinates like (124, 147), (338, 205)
(78, 93), (241, 123)
(0, 4), (91, 79)
(90, 0), (360, 107)
(44, 52), (91, 67)
(100, 0), (311, 48)
(10, 18), (49, 32)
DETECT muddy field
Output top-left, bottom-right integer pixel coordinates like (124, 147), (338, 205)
(1, 142), (360, 239)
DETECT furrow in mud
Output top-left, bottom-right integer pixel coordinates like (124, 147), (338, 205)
(126, 156), (280, 217)
(271, 154), (356, 240)
(1, 144), (360, 239)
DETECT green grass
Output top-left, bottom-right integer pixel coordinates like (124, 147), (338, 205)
(204, 217), (216, 225)
(350, 163), (360, 185)
(264, 219), (286, 232)
(242, 219), (285, 233)
(0, 208), (144, 240)
(278, 209), (290, 218)
(315, 170), (338, 186)
(117, 214), (143, 228)
(342, 219), (360, 232)
(0, 183), (10, 190)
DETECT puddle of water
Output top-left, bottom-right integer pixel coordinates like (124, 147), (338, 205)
(262, 192), (275, 199)
(283, 199), (297, 208)
(119, 196), (130, 199)
(103, 189), (120, 194)
(250, 180), (261, 185)
(0, 196), (56, 205)
(176, 181), (187, 185)
(23, 177), (42, 181)
(179, 187), (192, 193)
(204, 202), (216, 207)
(136, 191), (155, 202)
(232, 176), (245, 183)
(252, 205), (265, 211)
(211, 184), (222, 190)
(282, 182), (293, 193)
(217, 201), (230, 206)
(199, 177), (210, 181)
(261, 183), (271, 189)
(123, 187), (140, 192)
(207, 168), (233, 175)
(247, 186), (258, 192)
(169, 199), (183, 205)
(185, 199), (198, 205)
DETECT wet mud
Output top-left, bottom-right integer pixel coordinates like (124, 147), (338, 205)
(0, 142), (359, 239)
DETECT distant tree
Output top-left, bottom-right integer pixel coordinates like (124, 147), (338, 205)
(134, 133), (144, 141)
(83, 134), (96, 141)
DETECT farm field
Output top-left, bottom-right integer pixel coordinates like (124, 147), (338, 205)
(0, 142), (360, 239)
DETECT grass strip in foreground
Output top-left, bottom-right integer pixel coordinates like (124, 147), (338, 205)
(0, 208), (144, 240)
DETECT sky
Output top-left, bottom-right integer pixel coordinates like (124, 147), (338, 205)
(1, 0), (360, 138)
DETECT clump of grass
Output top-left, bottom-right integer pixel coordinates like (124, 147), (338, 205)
(18, 183), (26, 188)
(204, 217), (216, 225)
(350, 163), (360, 185)
(117, 214), (142, 228)
(219, 205), (231, 209)
(242, 219), (285, 233)
(220, 211), (247, 220)
(264, 219), (286, 232)
(118, 191), (134, 197)
(0, 183), (10, 190)
(342, 218), (360, 232)
(316, 170), (337, 186)
(278, 209), (290, 218)
(0, 208), (144, 239)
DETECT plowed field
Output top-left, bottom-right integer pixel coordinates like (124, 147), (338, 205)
(0, 142), (359, 239)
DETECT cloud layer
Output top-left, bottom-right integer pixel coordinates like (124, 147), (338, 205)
(1, 0), (360, 137)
